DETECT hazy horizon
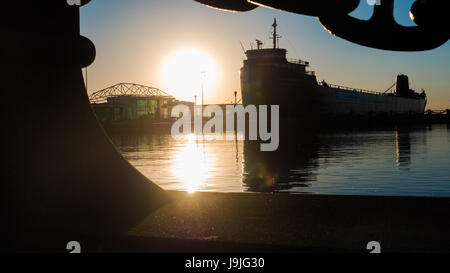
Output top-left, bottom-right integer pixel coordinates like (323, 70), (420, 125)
(81, 0), (450, 109)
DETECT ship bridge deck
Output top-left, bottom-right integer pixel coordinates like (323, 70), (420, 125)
(287, 58), (310, 66)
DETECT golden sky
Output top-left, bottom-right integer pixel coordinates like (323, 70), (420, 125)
(81, 0), (450, 109)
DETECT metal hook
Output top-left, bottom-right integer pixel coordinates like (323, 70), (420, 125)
(248, 0), (360, 17)
(193, 0), (449, 51)
(193, 0), (257, 12)
(318, 0), (449, 51)
(193, 0), (360, 14)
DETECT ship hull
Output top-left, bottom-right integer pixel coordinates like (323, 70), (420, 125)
(317, 86), (426, 116)
(240, 68), (427, 119)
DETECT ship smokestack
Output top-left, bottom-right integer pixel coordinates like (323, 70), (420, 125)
(396, 74), (410, 97)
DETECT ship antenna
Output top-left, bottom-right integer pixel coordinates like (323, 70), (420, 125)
(271, 18), (281, 49)
(256, 39), (263, 50)
(239, 41), (246, 54)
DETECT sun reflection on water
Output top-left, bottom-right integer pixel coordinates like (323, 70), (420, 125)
(170, 134), (213, 193)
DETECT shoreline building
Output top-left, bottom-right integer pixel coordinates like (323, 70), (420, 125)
(89, 83), (193, 124)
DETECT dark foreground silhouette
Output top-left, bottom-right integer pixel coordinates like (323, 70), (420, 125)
(194, 0), (449, 51)
(1, 1), (450, 252)
(1, 1), (170, 251)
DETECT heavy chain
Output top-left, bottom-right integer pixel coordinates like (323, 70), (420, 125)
(194, 0), (449, 51)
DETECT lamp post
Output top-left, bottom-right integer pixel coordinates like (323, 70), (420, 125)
(201, 71), (206, 107)
(200, 72), (207, 137)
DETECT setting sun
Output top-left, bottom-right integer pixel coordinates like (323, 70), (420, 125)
(161, 48), (218, 103)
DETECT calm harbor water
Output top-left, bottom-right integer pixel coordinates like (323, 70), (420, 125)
(111, 124), (450, 197)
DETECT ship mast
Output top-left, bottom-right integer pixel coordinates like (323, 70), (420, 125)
(271, 18), (281, 49)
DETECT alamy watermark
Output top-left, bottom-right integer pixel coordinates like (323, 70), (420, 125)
(366, 241), (381, 253)
(66, 241), (81, 253)
(171, 104), (279, 152)
(66, 0), (81, 6)
(367, 0), (381, 5)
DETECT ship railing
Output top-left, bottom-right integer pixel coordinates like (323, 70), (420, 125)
(287, 58), (309, 66)
(319, 82), (383, 95)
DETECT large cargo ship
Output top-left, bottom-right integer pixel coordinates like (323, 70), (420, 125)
(240, 19), (427, 120)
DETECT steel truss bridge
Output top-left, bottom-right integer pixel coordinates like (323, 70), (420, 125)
(89, 83), (174, 103)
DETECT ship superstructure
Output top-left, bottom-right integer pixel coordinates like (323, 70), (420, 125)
(240, 19), (427, 119)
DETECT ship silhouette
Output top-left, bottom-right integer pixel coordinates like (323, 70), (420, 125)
(240, 19), (427, 121)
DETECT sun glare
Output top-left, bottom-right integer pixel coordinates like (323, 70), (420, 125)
(170, 136), (213, 193)
(161, 48), (218, 102)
